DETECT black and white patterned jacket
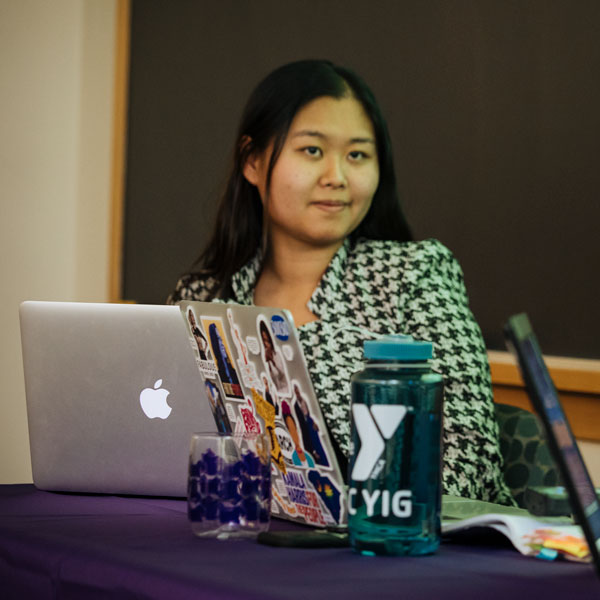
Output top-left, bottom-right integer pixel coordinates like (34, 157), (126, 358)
(168, 238), (515, 505)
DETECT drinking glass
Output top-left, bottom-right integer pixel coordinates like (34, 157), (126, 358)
(188, 432), (271, 539)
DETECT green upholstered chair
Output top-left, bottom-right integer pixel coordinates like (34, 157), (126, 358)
(494, 403), (563, 507)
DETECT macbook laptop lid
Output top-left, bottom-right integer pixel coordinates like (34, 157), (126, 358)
(19, 301), (217, 497)
(179, 300), (348, 528)
(504, 313), (600, 576)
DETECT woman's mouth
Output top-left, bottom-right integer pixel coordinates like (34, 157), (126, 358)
(311, 200), (350, 212)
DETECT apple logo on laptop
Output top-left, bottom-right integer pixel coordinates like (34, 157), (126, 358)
(139, 379), (172, 419)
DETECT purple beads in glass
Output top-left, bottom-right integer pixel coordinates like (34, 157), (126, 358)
(188, 433), (271, 539)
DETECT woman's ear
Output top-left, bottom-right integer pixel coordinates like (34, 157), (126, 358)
(240, 135), (262, 187)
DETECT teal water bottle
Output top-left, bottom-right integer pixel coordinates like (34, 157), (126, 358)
(347, 335), (444, 556)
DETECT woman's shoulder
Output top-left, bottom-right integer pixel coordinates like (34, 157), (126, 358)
(166, 272), (218, 304)
(352, 238), (458, 269)
(349, 238), (465, 294)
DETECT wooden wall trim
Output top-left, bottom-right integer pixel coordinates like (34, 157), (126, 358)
(108, 0), (131, 303)
(493, 385), (600, 443)
(490, 350), (600, 442)
(488, 350), (600, 395)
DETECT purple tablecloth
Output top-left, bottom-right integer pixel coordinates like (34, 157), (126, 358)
(0, 484), (597, 599)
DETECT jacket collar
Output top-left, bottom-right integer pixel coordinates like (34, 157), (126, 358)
(229, 239), (352, 320)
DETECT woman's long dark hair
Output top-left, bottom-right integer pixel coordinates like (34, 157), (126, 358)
(194, 59), (412, 298)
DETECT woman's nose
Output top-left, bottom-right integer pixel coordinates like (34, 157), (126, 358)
(319, 155), (347, 188)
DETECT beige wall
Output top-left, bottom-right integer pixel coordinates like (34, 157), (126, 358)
(0, 0), (117, 483)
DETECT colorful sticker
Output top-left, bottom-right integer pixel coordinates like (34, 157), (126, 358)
(279, 398), (316, 469)
(186, 308), (218, 377)
(204, 380), (232, 433)
(299, 490), (327, 526)
(307, 470), (342, 524)
(257, 316), (291, 398)
(239, 398), (261, 433)
(272, 487), (297, 516)
(252, 387), (286, 474)
(275, 426), (295, 462)
(201, 316), (244, 399)
(271, 314), (290, 341)
(290, 381), (330, 468)
(282, 470), (326, 527)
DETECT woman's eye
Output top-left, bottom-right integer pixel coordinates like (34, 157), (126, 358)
(348, 150), (367, 161)
(303, 146), (322, 157)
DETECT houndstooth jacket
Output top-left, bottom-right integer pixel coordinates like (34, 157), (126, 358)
(168, 238), (515, 505)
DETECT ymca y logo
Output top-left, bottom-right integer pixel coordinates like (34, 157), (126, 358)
(350, 404), (407, 481)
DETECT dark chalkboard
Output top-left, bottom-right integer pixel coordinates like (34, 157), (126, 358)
(122, 0), (600, 359)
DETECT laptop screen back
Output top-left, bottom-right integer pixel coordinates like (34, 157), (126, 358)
(20, 301), (217, 497)
(504, 313), (600, 574)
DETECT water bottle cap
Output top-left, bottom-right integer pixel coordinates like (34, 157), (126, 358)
(363, 335), (433, 361)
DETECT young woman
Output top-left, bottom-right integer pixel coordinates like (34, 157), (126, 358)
(168, 59), (515, 506)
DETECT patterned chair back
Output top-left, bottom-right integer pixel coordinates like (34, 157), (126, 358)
(494, 403), (563, 507)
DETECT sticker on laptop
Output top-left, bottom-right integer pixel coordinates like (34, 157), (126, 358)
(282, 469), (327, 527)
(200, 316), (244, 400)
(185, 307), (218, 377)
(289, 381), (331, 468)
(238, 398), (261, 434)
(226, 309), (261, 389)
(270, 314), (290, 341)
(251, 386), (286, 474)
(204, 380), (232, 433)
(307, 470), (342, 525)
(257, 316), (291, 398)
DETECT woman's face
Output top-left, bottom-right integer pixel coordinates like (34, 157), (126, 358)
(243, 95), (379, 252)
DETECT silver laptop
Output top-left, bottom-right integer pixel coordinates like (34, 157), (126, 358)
(19, 301), (217, 497)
